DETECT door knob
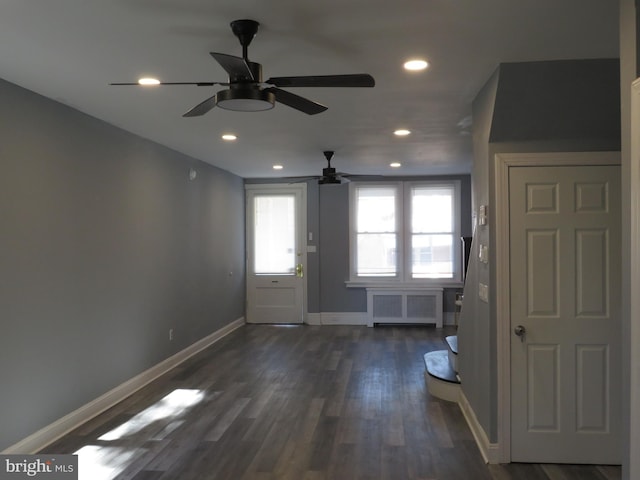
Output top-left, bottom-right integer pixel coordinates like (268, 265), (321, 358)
(514, 325), (526, 342)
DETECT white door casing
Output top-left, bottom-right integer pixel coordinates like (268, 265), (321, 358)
(508, 163), (621, 464)
(245, 184), (307, 324)
(494, 152), (621, 464)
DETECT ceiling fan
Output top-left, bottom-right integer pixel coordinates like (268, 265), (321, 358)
(289, 151), (377, 185)
(111, 19), (375, 116)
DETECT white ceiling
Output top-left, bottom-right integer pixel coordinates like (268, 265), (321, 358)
(0, 0), (619, 178)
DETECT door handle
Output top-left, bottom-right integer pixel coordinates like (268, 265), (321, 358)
(295, 263), (304, 278)
(514, 325), (526, 342)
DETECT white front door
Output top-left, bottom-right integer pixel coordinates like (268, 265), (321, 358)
(245, 184), (306, 324)
(510, 165), (621, 464)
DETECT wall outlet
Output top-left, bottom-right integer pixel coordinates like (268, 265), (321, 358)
(169, 329), (174, 341)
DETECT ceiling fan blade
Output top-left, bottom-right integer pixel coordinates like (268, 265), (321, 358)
(110, 82), (223, 86)
(183, 95), (217, 117)
(266, 74), (375, 88)
(341, 173), (384, 180)
(266, 87), (327, 115)
(210, 52), (254, 81)
(287, 176), (319, 184)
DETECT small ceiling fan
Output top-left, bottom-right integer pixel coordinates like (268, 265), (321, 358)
(288, 151), (378, 185)
(111, 19), (375, 116)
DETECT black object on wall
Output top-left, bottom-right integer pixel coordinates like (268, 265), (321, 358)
(461, 236), (472, 282)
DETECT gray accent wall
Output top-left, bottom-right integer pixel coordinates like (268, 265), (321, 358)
(458, 67), (499, 440)
(318, 184), (367, 312)
(0, 78), (245, 451)
(461, 58), (621, 444)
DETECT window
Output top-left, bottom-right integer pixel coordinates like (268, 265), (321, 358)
(410, 184), (456, 279)
(350, 180), (461, 284)
(355, 185), (399, 276)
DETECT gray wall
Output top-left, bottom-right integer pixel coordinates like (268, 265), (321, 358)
(0, 78), (245, 451)
(491, 59), (621, 145)
(461, 58), (621, 443)
(458, 67), (499, 440)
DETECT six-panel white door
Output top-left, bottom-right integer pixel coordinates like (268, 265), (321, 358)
(509, 165), (621, 464)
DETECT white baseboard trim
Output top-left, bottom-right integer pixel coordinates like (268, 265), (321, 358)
(306, 312), (452, 327)
(458, 390), (501, 464)
(304, 312), (455, 325)
(3, 317), (245, 455)
(320, 312), (368, 325)
(305, 313), (321, 325)
(304, 312), (368, 326)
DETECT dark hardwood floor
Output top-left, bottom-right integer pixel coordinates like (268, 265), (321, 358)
(41, 324), (621, 480)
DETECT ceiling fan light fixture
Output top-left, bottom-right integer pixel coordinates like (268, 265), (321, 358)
(215, 88), (275, 112)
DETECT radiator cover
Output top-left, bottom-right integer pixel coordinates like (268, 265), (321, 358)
(366, 288), (443, 327)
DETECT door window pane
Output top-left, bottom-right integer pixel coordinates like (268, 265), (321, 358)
(254, 195), (295, 274)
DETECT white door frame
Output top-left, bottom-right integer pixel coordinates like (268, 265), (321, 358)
(630, 78), (640, 479)
(494, 151), (621, 463)
(245, 183), (308, 323)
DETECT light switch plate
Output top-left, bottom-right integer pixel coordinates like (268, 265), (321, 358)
(479, 205), (488, 225)
(479, 283), (489, 303)
(479, 244), (489, 264)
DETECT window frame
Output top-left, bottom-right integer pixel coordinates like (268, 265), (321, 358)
(348, 179), (462, 286)
(349, 181), (403, 281)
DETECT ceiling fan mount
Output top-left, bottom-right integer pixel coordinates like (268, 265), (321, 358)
(287, 151), (378, 185)
(230, 19), (260, 57)
(111, 19), (375, 116)
(319, 151), (341, 185)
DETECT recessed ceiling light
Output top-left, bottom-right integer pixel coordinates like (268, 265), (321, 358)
(404, 59), (429, 71)
(390, 162), (402, 168)
(394, 129), (411, 136)
(221, 134), (237, 141)
(138, 77), (160, 86)
(273, 165), (283, 170)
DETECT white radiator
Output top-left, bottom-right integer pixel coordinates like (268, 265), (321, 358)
(366, 288), (443, 327)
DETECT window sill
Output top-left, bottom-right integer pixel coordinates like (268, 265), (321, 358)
(345, 280), (464, 289)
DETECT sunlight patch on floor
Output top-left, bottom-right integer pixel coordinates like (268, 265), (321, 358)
(73, 389), (205, 479)
(74, 445), (143, 480)
(98, 389), (204, 441)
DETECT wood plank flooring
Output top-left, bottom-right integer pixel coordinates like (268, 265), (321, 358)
(41, 324), (621, 480)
